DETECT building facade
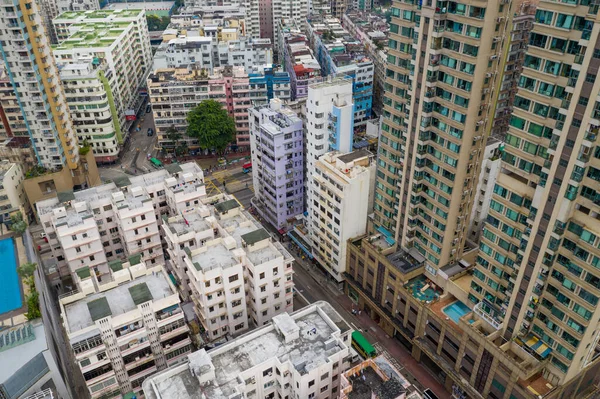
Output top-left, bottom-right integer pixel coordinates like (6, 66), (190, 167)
(53, 9), (152, 140)
(306, 15), (374, 126)
(143, 302), (353, 399)
(0, 161), (28, 223)
(0, 0), (81, 171)
(311, 150), (374, 283)
(58, 260), (191, 398)
(57, 57), (123, 163)
(372, 0), (516, 273)
(153, 34), (273, 71)
(250, 99), (304, 230)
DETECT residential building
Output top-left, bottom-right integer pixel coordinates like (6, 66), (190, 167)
(310, 150), (374, 284)
(340, 355), (423, 399)
(163, 195), (295, 335)
(184, 0), (243, 8)
(0, 161), (28, 223)
(152, 33), (273, 71)
(143, 301), (353, 399)
(58, 260), (191, 398)
(248, 65), (291, 104)
(169, 6), (247, 29)
(149, 65), (284, 151)
(36, 162), (205, 279)
(305, 78), (354, 247)
(467, 0), (600, 390)
(0, 62), (28, 141)
(306, 15), (374, 126)
(57, 57), (123, 163)
(351, 0), (372, 12)
(0, 138), (36, 170)
(243, 0), (308, 46)
(467, 139), (501, 242)
(52, 9), (153, 135)
(278, 22), (322, 100)
(372, 0), (517, 272)
(342, 12), (389, 114)
(0, 321), (71, 399)
(0, 0), (82, 171)
(250, 99), (304, 230)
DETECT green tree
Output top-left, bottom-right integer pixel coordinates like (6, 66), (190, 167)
(17, 262), (37, 279)
(186, 100), (235, 153)
(166, 125), (182, 150)
(9, 211), (27, 236)
(25, 289), (41, 320)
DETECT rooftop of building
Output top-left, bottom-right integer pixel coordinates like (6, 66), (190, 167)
(53, 21), (133, 50)
(337, 149), (371, 164)
(191, 242), (238, 271)
(54, 9), (143, 22)
(0, 321), (48, 385)
(167, 211), (211, 236)
(63, 269), (173, 333)
(307, 16), (372, 67)
(143, 302), (350, 399)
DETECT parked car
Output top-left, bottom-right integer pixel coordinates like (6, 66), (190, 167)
(146, 104), (152, 113)
(147, 128), (154, 136)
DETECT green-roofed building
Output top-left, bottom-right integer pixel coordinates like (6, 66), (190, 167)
(241, 228), (271, 246)
(214, 199), (240, 214)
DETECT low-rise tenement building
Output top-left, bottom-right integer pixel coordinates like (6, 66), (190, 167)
(341, 355), (423, 399)
(310, 150), (375, 285)
(250, 99), (304, 231)
(278, 21), (322, 100)
(59, 259), (191, 398)
(57, 57), (123, 163)
(306, 15), (373, 126)
(152, 33), (273, 71)
(163, 194), (295, 338)
(36, 162), (205, 280)
(52, 9), (153, 139)
(143, 301), (353, 399)
(0, 161), (28, 222)
(168, 6), (247, 30)
(341, 12), (388, 114)
(148, 65), (287, 151)
(0, 321), (72, 399)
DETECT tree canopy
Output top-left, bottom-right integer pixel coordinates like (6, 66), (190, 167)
(10, 211), (27, 235)
(18, 262), (37, 278)
(186, 100), (236, 153)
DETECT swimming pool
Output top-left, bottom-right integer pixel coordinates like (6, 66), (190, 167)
(0, 238), (22, 314)
(442, 301), (471, 324)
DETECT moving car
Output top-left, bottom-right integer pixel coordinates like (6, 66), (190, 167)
(147, 128), (154, 136)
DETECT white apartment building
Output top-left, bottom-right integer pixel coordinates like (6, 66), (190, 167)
(163, 195), (294, 339)
(36, 162), (205, 279)
(153, 34), (273, 71)
(243, 0), (308, 45)
(143, 301), (353, 399)
(467, 139), (502, 242)
(59, 260), (191, 398)
(311, 150), (374, 284)
(0, 161), (27, 221)
(57, 57), (123, 163)
(53, 10), (153, 132)
(305, 78), (354, 250)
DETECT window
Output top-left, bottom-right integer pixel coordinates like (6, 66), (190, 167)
(308, 380), (315, 388)
(229, 274), (239, 283)
(260, 272), (265, 279)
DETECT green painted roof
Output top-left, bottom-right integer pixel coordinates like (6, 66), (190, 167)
(165, 163), (182, 173)
(75, 267), (91, 279)
(128, 253), (142, 265)
(129, 283), (153, 305)
(57, 191), (76, 203)
(114, 175), (131, 188)
(214, 199), (239, 213)
(241, 228), (270, 246)
(108, 260), (123, 272)
(88, 297), (112, 321)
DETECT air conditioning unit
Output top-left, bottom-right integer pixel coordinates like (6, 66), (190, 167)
(493, 36), (502, 42)
(496, 17), (504, 23)
(490, 55), (498, 60)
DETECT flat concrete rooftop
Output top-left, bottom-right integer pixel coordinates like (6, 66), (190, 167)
(63, 272), (173, 333)
(144, 302), (350, 399)
(246, 243), (281, 266)
(168, 212), (210, 235)
(192, 243), (238, 271)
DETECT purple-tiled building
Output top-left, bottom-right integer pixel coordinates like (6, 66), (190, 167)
(249, 99), (304, 231)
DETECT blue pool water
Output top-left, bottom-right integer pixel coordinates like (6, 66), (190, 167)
(443, 301), (471, 324)
(0, 238), (22, 314)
